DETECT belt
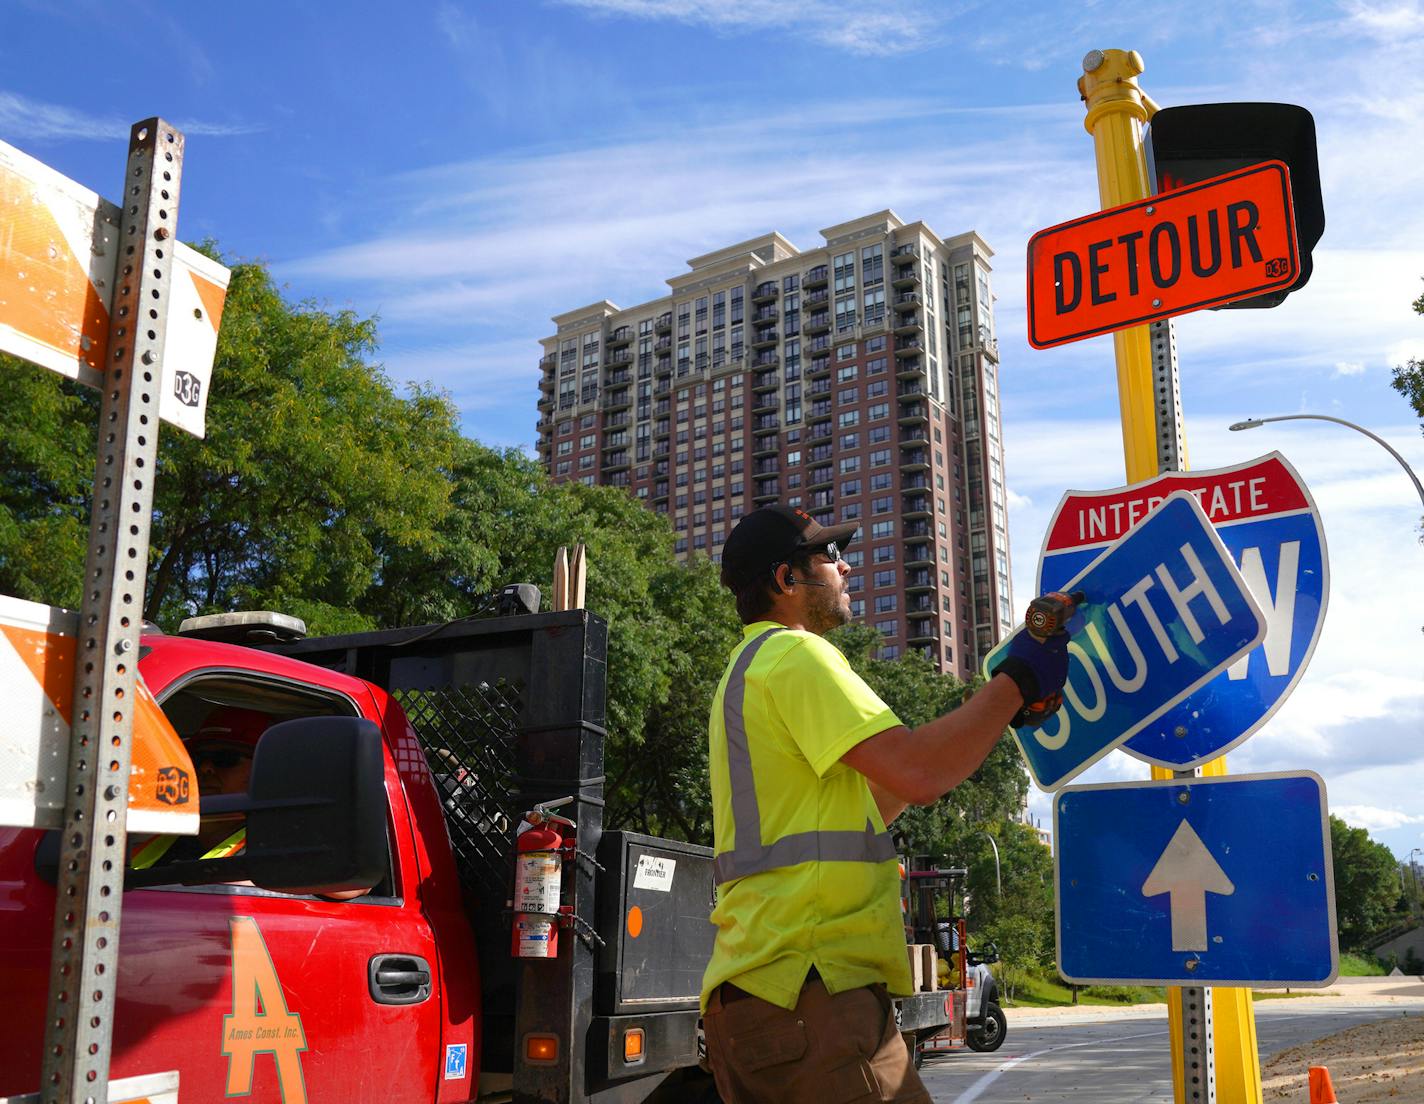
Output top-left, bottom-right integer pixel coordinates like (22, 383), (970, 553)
(721, 966), (820, 1005)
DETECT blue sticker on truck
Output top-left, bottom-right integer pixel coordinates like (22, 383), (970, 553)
(444, 1043), (468, 1080)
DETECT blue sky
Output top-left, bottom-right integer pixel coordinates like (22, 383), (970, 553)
(3, 1), (1422, 862)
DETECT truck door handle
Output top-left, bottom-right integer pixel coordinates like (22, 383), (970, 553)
(369, 954), (432, 1005)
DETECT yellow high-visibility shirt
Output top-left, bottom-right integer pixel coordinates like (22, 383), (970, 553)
(700, 621), (912, 1012)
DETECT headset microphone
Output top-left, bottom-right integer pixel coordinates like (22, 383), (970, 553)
(786, 573), (829, 588)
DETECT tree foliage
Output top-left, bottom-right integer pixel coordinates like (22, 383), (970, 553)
(0, 249), (1046, 910)
(1330, 815), (1407, 950)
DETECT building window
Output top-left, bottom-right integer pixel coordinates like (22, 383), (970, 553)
(874, 595), (898, 614)
(871, 520), (895, 540)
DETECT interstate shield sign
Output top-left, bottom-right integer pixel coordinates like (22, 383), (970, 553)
(1036, 453), (1328, 770)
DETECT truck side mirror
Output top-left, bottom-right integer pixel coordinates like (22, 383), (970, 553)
(243, 716), (388, 895)
(119, 715), (388, 895)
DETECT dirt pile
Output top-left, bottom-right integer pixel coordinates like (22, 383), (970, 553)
(1262, 1014), (1424, 1102)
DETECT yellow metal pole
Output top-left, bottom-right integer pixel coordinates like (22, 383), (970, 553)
(1077, 48), (1263, 1104)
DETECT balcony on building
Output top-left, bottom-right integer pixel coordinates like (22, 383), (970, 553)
(752, 351), (780, 369)
(904, 541), (932, 566)
(539, 372), (555, 392)
(753, 433), (780, 457)
(903, 495), (931, 519)
(607, 349), (633, 368)
(898, 381), (926, 400)
(803, 265), (828, 287)
(901, 474), (929, 492)
(805, 420), (832, 444)
(806, 466), (833, 490)
(752, 458), (780, 476)
(905, 568), (934, 591)
(899, 425), (930, 447)
(894, 291), (920, 307)
(892, 244), (919, 261)
(753, 481), (780, 504)
(752, 391), (778, 415)
(608, 326), (633, 347)
(753, 306), (778, 323)
(807, 378), (831, 397)
(807, 356), (831, 377)
(903, 519), (931, 538)
(654, 335), (672, 352)
(537, 395), (554, 414)
(894, 312), (923, 336)
(656, 355), (672, 373)
(752, 328), (779, 349)
(906, 618), (936, 643)
(752, 282), (778, 303)
(895, 337), (923, 358)
(753, 368), (780, 390)
(655, 312), (672, 333)
(602, 452), (631, 473)
(605, 367), (631, 386)
(897, 356), (923, 380)
(805, 312), (831, 334)
(892, 266), (921, 288)
(805, 288), (830, 308)
(907, 594), (936, 615)
(899, 449), (929, 470)
(580, 386), (598, 404)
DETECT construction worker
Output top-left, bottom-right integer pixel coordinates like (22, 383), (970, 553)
(701, 505), (1070, 1104)
(130, 707), (267, 869)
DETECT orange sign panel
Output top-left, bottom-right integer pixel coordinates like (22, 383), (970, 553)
(0, 594), (197, 833)
(0, 138), (229, 437)
(1027, 161), (1299, 349)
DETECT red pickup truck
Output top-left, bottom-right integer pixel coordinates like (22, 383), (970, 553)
(0, 608), (718, 1104)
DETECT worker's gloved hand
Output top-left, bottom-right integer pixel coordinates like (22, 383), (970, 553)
(992, 625), (1070, 728)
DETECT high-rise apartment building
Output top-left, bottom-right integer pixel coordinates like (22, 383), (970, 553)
(535, 210), (1013, 676)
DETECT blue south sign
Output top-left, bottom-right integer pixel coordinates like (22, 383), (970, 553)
(1036, 452), (1328, 769)
(983, 491), (1266, 792)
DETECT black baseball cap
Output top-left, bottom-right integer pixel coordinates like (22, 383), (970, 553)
(719, 504), (859, 590)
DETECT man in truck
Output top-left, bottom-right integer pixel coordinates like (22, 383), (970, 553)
(701, 504), (1069, 1104)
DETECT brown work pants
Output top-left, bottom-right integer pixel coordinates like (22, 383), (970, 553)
(703, 977), (931, 1104)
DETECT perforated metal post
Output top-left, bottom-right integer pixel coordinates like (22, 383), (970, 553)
(1151, 319), (1185, 474)
(41, 119), (183, 1104)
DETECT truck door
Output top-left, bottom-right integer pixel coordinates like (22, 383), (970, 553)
(113, 670), (442, 1103)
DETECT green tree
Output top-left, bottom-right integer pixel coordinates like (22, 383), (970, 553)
(0, 252), (461, 634)
(1390, 277), (1424, 534)
(1330, 815), (1407, 950)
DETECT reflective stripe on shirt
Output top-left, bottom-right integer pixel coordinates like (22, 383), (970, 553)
(713, 626), (896, 885)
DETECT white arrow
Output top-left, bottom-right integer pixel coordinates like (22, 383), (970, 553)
(1141, 819), (1235, 952)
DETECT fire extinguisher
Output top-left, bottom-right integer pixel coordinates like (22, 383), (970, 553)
(511, 799), (576, 959)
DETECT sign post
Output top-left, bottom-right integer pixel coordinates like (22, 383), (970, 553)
(22, 119), (190, 1104)
(1075, 48), (1260, 1104)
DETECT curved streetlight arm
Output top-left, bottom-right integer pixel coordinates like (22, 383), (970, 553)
(980, 832), (1002, 897)
(1230, 414), (1424, 509)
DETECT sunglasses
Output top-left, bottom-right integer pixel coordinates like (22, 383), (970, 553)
(808, 541), (842, 564)
(191, 747), (251, 770)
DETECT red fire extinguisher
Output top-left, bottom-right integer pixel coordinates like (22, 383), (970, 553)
(511, 799), (576, 959)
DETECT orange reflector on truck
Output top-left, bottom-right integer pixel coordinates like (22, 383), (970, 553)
(524, 1034), (559, 1065)
(623, 1028), (645, 1065)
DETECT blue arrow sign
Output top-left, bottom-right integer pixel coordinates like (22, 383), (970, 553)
(1055, 772), (1338, 987)
(983, 490), (1266, 792)
(1037, 453), (1328, 769)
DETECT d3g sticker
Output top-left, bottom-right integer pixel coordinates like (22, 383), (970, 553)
(223, 917), (308, 1102)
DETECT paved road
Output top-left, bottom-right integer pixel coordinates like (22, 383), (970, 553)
(918, 1003), (1411, 1102)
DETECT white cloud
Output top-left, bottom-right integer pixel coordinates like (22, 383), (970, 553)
(1334, 361), (1366, 377)
(0, 89), (260, 144)
(1334, 805), (1424, 832)
(550, 0), (952, 56)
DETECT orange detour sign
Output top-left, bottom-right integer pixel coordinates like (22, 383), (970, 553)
(1027, 161), (1299, 349)
(0, 137), (229, 437)
(0, 594), (197, 833)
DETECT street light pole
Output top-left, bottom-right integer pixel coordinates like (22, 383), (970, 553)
(1229, 414), (1424, 509)
(1411, 849), (1422, 920)
(981, 832), (1002, 897)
